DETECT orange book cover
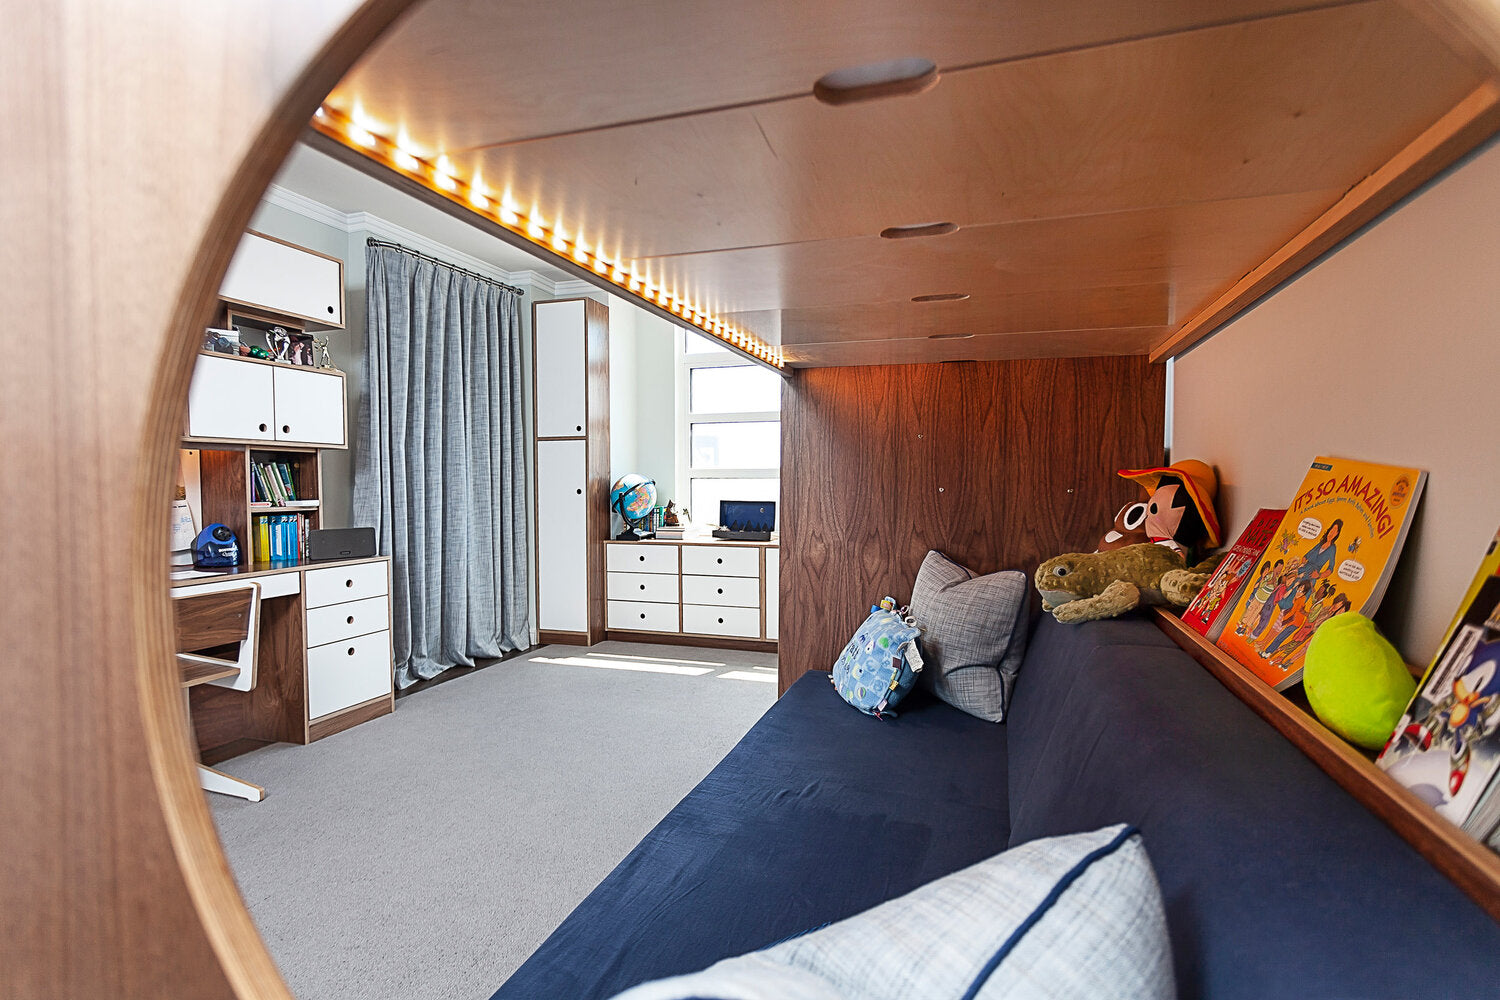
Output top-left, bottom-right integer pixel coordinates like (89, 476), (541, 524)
(1215, 456), (1426, 690)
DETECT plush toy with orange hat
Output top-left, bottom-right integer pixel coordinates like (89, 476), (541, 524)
(1101, 459), (1222, 562)
(1035, 459), (1226, 624)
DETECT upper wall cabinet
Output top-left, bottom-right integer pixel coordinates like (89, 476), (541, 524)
(187, 354), (347, 448)
(533, 299), (588, 437)
(220, 231), (345, 329)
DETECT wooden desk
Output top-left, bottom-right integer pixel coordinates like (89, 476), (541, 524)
(172, 554), (394, 764)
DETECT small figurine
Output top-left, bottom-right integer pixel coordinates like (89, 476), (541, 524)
(662, 501), (681, 526)
(313, 335), (340, 371)
(265, 326), (292, 362)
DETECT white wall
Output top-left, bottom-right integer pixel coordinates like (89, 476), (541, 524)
(1173, 136), (1500, 663)
(632, 311), (679, 502)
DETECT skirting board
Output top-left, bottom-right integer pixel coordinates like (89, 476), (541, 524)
(538, 629), (593, 646)
(605, 630), (777, 654)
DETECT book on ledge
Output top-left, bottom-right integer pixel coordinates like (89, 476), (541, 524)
(1214, 456), (1426, 691)
(1181, 506), (1286, 642)
(1378, 526), (1500, 834)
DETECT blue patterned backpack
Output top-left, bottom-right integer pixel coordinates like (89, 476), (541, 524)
(831, 602), (924, 718)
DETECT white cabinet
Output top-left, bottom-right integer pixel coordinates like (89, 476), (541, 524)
(221, 231), (344, 328)
(187, 354), (275, 441)
(605, 541), (778, 644)
(272, 366), (346, 446)
(765, 547), (779, 640)
(537, 439), (589, 632)
(532, 296), (608, 643)
(186, 354), (347, 447)
(534, 299), (587, 437)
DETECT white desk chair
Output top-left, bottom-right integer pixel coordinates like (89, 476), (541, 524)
(172, 578), (265, 802)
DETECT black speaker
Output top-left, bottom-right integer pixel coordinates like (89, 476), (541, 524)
(308, 527), (377, 562)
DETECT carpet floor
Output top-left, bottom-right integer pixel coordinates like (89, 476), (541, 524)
(210, 640), (777, 1000)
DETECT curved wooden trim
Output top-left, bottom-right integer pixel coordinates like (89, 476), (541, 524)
(127, 2), (415, 997)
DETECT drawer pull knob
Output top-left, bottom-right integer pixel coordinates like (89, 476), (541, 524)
(576, 488), (582, 495)
(345, 579), (353, 587)
(258, 423), (268, 432)
(717, 557), (723, 564)
(347, 647), (355, 656)
(639, 584), (646, 591)
(718, 617), (725, 624)
(327, 305), (335, 314)
(282, 425), (291, 434)
(346, 615), (355, 624)
(639, 555), (645, 562)
(640, 613), (646, 620)
(576, 425), (582, 432)
(717, 588), (723, 594)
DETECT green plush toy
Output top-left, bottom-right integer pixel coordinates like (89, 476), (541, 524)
(1034, 543), (1222, 624)
(1303, 613), (1416, 750)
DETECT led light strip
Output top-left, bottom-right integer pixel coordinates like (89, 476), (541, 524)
(310, 104), (785, 369)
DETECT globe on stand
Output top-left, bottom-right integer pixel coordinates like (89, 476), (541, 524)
(610, 474), (658, 541)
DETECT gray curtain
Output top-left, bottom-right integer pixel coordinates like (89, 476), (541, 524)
(355, 244), (529, 687)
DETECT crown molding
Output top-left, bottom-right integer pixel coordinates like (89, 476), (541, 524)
(261, 183), (564, 294)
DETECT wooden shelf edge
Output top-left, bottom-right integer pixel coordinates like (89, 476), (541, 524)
(1150, 80), (1500, 363)
(1150, 607), (1500, 922)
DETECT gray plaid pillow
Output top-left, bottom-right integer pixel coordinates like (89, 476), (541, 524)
(910, 550), (1031, 722)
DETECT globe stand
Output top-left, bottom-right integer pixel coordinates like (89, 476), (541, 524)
(614, 516), (654, 542)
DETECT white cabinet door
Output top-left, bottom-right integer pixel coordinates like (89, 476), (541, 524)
(272, 366), (346, 446)
(537, 439), (588, 632)
(221, 231), (344, 327)
(765, 548), (779, 640)
(306, 629), (392, 720)
(186, 354), (275, 441)
(534, 299), (587, 438)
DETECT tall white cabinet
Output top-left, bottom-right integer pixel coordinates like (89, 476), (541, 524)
(533, 297), (609, 643)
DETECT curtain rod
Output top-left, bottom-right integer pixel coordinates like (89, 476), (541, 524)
(366, 237), (525, 296)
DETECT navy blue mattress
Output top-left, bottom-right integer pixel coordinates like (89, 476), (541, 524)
(493, 674), (1010, 1000)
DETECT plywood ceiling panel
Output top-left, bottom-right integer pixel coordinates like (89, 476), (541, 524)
(334, 0), (1348, 152)
(319, 0), (1490, 364)
(633, 190), (1341, 317)
(438, 2), (1474, 263)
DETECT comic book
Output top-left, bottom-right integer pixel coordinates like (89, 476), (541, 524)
(1377, 527), (1500, 832)
(1214, 456), (1425, 690)
(1181, 507), (1286, 641)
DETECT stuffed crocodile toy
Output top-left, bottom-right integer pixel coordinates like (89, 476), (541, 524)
(1034, 543), (1223, 624)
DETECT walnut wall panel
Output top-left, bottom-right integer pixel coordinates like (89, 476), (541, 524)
(779, 358), (1166, 690)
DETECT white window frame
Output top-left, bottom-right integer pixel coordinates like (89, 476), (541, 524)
(675, 328), (780, 526)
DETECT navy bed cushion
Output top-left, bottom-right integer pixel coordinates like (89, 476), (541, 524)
(492, 673), (1010, 1000)
(1007, 615), (1500, 1000)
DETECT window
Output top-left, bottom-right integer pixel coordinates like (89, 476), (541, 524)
(677, 329), (781, 527)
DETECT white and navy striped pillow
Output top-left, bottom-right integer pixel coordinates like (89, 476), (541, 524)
(611, 824), (1174, 1000)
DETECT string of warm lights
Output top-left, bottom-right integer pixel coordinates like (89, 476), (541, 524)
(309, 104), (785, 369)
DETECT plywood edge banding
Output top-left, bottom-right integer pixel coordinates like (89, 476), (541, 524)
(1151, 80), (1500, 362)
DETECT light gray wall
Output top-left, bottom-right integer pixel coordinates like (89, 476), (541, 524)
(632, 311), (679, 504)
(1173, 136), (1500, 664)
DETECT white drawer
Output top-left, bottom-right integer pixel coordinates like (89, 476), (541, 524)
(606, 544), (679, 575)
(681, 574), (760, 608)
(683, 604), (761, 638)
(306, 594), (389, 648)
(305, 561), (387, 609)
(307, 629), (392, 720)
(608, 600), (680, 633)
(681, 545), (759, 577)
(607, 571), (680, 604)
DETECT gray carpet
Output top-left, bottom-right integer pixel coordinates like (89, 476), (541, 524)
(210, 640), (777, 1000)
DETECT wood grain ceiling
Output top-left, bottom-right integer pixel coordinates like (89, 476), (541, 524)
(326, 0), (1492, 366)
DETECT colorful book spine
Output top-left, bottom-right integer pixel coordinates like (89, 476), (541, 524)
(1182, 507), (1286, 641)
(1214, 456), (1426, 690)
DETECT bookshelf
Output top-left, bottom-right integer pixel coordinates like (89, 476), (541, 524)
(193, 444), (323, 568)
(1152, 607), (1500, 922)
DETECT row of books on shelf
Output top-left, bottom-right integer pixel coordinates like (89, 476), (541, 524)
(252, 513), (312, 563)
(1180, 455), (1500, 847)
(249, 460), (315, 508)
